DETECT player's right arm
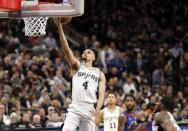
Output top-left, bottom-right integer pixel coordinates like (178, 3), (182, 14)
(154, 112), (176, 131)
(118, 113), (127, 131)
(54, 17), (80, 72)
(95, 110), (104, 131)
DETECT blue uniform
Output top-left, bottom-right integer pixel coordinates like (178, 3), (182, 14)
(146, 121), (153, 131)
(124, 111), (137, 131)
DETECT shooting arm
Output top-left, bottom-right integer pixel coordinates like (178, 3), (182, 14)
(55, 18), (80, 71)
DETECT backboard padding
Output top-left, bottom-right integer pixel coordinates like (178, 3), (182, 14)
(0, 0), (84, 18)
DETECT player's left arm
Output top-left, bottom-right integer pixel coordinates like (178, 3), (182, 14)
(96, 72), (106, 112)
(95, 110), (104, 131)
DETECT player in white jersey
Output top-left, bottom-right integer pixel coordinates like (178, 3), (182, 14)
(54, 17), (106, 131)
(96, 92), (124, 131)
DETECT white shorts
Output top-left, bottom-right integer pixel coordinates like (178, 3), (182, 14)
(61, 103), (95, 131)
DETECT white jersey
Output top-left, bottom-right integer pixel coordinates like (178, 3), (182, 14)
(167, 112), (182, 131)
(103, 106), (121, 131)
(71, 64), (100, 104)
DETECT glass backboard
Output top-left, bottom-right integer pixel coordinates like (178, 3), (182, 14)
(0, 0), (84, 18)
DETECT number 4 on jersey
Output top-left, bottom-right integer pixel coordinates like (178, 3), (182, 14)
(83, 81), (88, 90)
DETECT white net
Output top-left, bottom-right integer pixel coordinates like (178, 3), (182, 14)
(23, 17), (49, 36)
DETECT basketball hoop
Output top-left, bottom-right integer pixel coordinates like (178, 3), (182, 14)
(22, 2), (50, 37)
(23, 16), (49, 36)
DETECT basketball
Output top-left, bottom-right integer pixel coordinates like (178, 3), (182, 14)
(60, 17), (72, 24)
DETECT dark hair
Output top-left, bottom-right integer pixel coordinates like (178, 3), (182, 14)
(89, 47), (98, 62)
(161, 96), (174, 112)
(107, 91), (117, 98)
(124, 94), (136, 101)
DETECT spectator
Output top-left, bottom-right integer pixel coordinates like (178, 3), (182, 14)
(39, 92), (51, 113)
(152, 68), (164, 87)
(59, 110), (66, 122)
(38, 108), (48, 127)
(50, 100), (61, 113)
(43, 32), (57, 51)
(9, 112), (19, 128)
(32, 114), (42, 128)
(45, 111), (63, 128)
(17, 112), (31, 128)
(0, 104), (10, 125)
(79, 36), (92, 52)
(123, 77), (137, 95)
(180, 109), (188, 122)
(133, 52), (146, 73)
(0, 110), (5, 128)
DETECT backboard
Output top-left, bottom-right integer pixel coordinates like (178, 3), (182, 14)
(0, 0), (84, 18)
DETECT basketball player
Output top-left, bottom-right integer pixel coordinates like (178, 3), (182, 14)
(129, 96), (182, 131)
(96, 92), (124, 131)
(153, 96), (182, 131)
(118, 94), (138, 131)
(54, 17), (106, 131)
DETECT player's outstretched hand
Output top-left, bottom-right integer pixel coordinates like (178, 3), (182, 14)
(54, 17), (62, 29)
(54, 17), (72, 28)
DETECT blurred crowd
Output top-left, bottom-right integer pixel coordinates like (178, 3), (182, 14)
(0, 0), (188, 129)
